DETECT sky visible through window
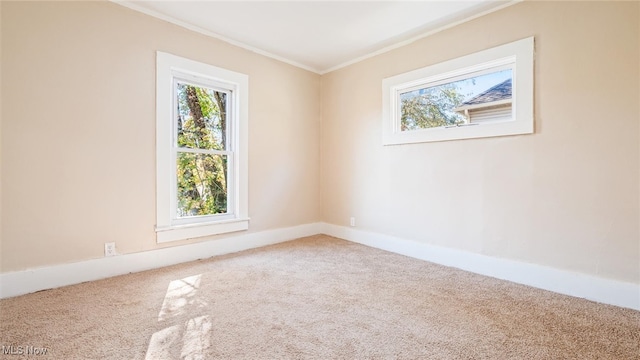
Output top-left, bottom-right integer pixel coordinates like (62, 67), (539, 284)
(455, 69), (512, 102)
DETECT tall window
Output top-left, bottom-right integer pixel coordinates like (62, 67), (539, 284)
(156, 52), (248, 243)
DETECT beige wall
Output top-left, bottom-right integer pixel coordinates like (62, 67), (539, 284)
(0, 1), (321, 272)
(1, 1), (638, 286)
(321, 0), (639, 284)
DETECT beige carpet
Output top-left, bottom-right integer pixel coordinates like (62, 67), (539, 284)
(0, 235), (638, 359)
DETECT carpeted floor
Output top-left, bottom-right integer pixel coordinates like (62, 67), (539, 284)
(0, 235), (638, 359)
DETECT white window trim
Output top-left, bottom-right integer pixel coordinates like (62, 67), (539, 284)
(156, 52), (249, 243)
(382, 36), (534, 145)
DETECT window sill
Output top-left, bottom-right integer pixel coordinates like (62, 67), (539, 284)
(155, 218), (250, 243)
(383, 119), (532, 145)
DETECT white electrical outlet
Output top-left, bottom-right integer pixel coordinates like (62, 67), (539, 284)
(104, 242), (117, 257)
(350, 217), (356, 227)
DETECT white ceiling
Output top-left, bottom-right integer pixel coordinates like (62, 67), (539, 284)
(116, 1), (515, 74)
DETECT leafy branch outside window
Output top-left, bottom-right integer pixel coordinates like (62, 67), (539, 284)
(400, 83), (467, 131)
(175, 83), (228, 217)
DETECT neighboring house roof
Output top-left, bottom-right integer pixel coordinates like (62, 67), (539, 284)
(461, 78), (512, 106)
(453, 78), (513, 124)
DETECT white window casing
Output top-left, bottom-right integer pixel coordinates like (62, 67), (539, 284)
(382, 36), (534, 145)
(156, 52), (249, 243)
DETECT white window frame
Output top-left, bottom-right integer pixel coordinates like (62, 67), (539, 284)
(156, 52), (249, 243)
(382, 37), (534, 145)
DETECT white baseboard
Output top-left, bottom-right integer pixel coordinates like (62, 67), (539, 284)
(2, 221), (638, 311)
(0, 222), (323, 299)
(321, 223), (640, 311)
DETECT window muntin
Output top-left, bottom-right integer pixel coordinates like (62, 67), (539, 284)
(156, 52), (249, 243)
(382, 37), (533, 145)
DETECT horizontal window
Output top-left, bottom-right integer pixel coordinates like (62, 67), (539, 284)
(382, 37), (534, 145)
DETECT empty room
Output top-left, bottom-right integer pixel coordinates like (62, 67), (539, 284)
(1, 0), (639, 358)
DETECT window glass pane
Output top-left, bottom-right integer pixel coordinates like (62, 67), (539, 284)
(400, 69), (512, 131)
(176, 152), (228, 217)
(176, 82), (227, 150)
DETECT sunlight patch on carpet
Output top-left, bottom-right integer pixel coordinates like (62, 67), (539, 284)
(145, 324), (180, 359)
(158, 274), (202, 321)
(181, 315), (213, 359)
(146, 274), (212, 359)
(144, 316), (213, 360)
